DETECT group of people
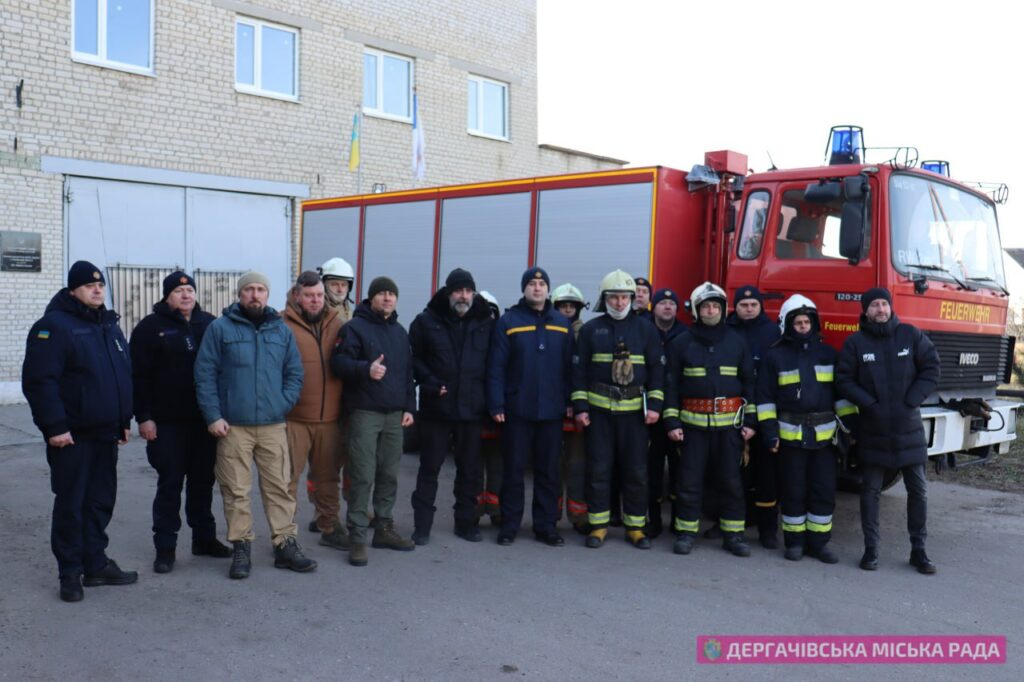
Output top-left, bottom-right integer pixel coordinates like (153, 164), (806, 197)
(21, 258), (941, 604)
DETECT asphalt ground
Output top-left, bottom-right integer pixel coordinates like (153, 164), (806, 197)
(1, 402), (1021, 681)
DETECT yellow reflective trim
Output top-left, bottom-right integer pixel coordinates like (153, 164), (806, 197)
(806, 520), (833, 533)
(720, 519), (746, 533)
(757, 403), (777, 421)
(647, 390), (664, 401)
(570, 391), (589, 402)
(546, 325), (569, 334)
(815, 364), (835, 382)
(674, 518), (699, 533)
(623, 514), (646, 528)
(744, 404), (756, 414)
(835, 399), (858, 416)
(680, 410), (741, 428)
(683, 367), (707, 376)
(586, 392), (643, 412)
(755, 501), (776, 508)
(592, 353), (614, 362)
(778, 370), (800, 386)
(719, 366), (738, 376)
(506, 325), (537, 336)
(663, 408), (680, 418)
(779, 422), (802, 441)
(589, 510), (611, 525)
(782, 522), (806, 533)
(814, 422), (837, 442)
(629, 354), (645, 363)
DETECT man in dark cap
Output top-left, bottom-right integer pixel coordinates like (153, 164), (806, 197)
(633, 277), (653, 319)
(332, 275), (417, 566)
(837, 287), (940, 574)
(409, 268), (494, 545)
(726, 285), (782, 548)
(23, 260), (137, 602)
(487, 267), (573, 547)
(131, 271), (230, 574)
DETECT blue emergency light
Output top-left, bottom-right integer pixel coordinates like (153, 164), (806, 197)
(826, 125), (864, 165)
(921, 160), (950, 177)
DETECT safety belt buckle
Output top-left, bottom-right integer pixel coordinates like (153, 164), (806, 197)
(712, 396), (729, 414)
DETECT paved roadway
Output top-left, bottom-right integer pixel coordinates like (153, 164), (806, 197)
(0, 403), (1020, 681)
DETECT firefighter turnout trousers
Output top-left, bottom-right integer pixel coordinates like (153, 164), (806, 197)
(674, 427), (746, 538)
(586, 411), (648, 530)
(779, 443), (836, 549)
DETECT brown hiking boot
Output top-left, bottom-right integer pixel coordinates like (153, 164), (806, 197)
(349, 543), (368, 567)
(372, 522), (415, 552)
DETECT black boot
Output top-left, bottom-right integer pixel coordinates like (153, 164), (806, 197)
(722, 535), (751, 557)
(154, 548), (176, 574)
(910, 548), (937, 575)
(274, 537), (318, 572)
(757, 507), (778, 549)
(83, 560), (138, 587)
(230, 540), (251, 579)
(454, 522), (483, 543)
(859, 546), (879, 571)
(60, 574), (84, 602)
(192, 538), (232, 558)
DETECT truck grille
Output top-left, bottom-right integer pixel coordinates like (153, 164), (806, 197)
(924, 330), (1011, 392)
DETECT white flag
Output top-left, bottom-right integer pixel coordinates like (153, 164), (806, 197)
(412, 92), (425, 181)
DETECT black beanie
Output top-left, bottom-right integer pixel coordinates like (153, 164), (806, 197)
(163, 271), (197, 299)
(733, 285), (764, 307)
(521, 266), (550, 291)
(369, 276), (399, 299)
(651, 288), (678, 307)
(445, 268), (476, 292)
(68, 260), (105, 290)
(861, 287), (892, 313)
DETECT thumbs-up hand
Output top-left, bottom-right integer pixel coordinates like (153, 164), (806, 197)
(369, 354), (387, 380)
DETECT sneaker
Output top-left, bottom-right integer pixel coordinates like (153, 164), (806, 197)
(60, 574), (83, 602)
(230, 540), (251, 579)
(910, 549), (937, 575)
(318, 526), (351, 551)
(154, 549), (175, 574)
(349, 542), (368, 567)
(722, 536), (751, 557)
(673, 534), (695, 555)
(274, 537), (317, 572)
(192, 538), (232, 558)
(455, 524), (483, 543)
(83, 560), (138, 587)
(372, 522), (415, 551)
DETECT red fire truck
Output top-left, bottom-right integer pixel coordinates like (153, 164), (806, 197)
(300, 127), (1017, 483)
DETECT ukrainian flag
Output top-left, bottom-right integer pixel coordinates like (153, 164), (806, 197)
(348, 112), (360, 171)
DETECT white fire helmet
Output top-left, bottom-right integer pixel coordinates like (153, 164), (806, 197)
(777, 294), (819, 334)
(594, 269), (637, 312)
(552, 283), (585, 306)
(320, 257), (354, 281)
(479, 290), (500, 317)
(688, 281), (727, 320)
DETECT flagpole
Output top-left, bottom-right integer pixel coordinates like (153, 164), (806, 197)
(356, 109), (362, 195)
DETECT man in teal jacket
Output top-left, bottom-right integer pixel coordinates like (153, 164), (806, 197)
(194, 271), (314, 579)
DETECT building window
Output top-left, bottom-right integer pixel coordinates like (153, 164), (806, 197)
(467, 75), (509, 140)
(72, 0), (154, 74)
(363, 48), (413, 121)
(235, 18), (299, 101)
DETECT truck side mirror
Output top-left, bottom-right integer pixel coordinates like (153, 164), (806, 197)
(839, 175), (870, 263)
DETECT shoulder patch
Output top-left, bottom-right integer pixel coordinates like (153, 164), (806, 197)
(36, 330), (50, 339)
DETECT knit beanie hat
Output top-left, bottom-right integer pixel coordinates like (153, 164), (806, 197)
(368, 276), (399, 298)
(521, 266), (551, 291)
(163, 271), (197, 299)
(733, 284), (764, 307)
(860, 287), (892, 312)
(445, 268), (476, 292)
(68, 260), (105, 290)
(651, 288), (678, 307)
(237, 271), (271, 296)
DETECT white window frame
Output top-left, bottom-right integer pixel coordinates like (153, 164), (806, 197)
(467, 74), (510, 141)
(234, 17), (300, 102)
(71, 0), (156, 76)
(362, 47), (414, 123)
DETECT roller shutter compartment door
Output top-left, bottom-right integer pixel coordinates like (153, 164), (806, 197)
(362, 201), (435, 326)
(535, 183), (653, 321)
(301, 206), (361, 295)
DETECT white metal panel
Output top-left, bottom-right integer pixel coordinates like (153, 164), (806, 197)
(187, 188), (291, 310)
(361, 200), (434, 326)
(67, 177), (186, 269)
(535, 183), (653, 320)
(301, 206), (361, 294)
(438, 193), (530, 314)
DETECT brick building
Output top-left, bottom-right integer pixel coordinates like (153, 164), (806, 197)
(0, 0), (622, 400)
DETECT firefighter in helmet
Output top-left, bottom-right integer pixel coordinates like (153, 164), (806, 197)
(572, 269), (664, 549)
(476, 291), (503, 526)
(664, 282), (757, 557)
(320, 257), (355, 323)
(757, 295), (850, 563)
(552, 283), (590, 534)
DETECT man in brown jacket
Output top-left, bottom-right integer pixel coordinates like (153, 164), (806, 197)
(285, 271), (349, 551)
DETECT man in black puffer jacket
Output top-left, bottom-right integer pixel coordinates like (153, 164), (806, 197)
(408, 268), (493, 545)
(131, 271), (230, 574)
(331, 276), (417, 567)
(837, 287), (940, 574)
(22, 261), (137, 602)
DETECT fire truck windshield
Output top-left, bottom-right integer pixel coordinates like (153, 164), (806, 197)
(889, 173), (1006, 290)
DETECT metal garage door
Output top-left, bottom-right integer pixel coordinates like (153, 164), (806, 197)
(361, 200), (435, 325)
(300, 205), (361, 295)
(66, 177), (292, 333)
